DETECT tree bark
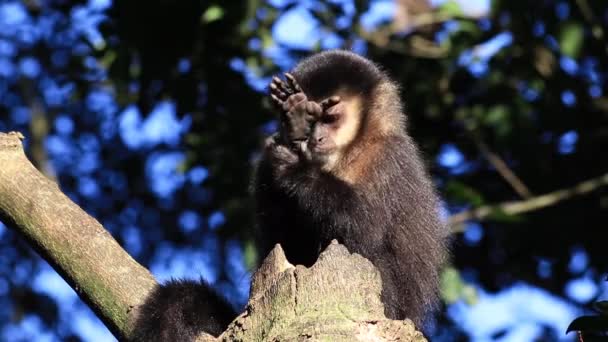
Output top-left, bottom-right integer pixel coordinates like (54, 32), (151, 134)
(0, 132), (157, 340)
(216, 241), (426, 341)
(0, 131), (425, 341)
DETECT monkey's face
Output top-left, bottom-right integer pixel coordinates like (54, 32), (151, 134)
(308, 94), (362, 167)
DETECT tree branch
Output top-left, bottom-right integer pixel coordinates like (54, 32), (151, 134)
(449, 171), (608, 228)
(0, 132), (157, 340)
(474, 139), (532, 199)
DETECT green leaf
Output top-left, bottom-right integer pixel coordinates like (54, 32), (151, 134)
(484, 105), (512, 138)
(438, 0), (464, 16)
(558, 22), (584, 58)
(243, 239), (258, 270)
(202, 5), (224, 23)
(446, 181), (486, 207)
(567, 315), (608, 333)
(462, 285), (478, 305)
(440, 268), (478, 305)
(440, 267), (464, 304)
(458, 21), (480, 36)
(484, 105), (509, 126)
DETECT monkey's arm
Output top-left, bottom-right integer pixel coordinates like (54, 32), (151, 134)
(260, 139), (361, 236)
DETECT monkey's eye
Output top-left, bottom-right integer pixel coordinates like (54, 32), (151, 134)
(320, 114), (339, 124)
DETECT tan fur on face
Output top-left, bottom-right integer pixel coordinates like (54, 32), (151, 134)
(319, 91), (362, 172)
(334, 94), (362, 148)
(324, 80), (405, 184)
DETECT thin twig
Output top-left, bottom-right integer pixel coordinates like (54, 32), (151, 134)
(19, 79), (56, 180)
(475, 139), (532, 199)
(449, 172), (608, 228)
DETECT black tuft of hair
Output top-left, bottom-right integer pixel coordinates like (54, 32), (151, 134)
(291, 50), (386, 100)
(132, 279), (237, 341)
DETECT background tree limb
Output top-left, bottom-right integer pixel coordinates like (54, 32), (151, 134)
(449, 171), (608, 229)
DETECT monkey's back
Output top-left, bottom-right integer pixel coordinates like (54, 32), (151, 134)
(357, 134), (447, 324)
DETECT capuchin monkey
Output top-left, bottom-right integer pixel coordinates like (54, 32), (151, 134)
(254, 50), (448, 326)
(133, 50), (447, 341)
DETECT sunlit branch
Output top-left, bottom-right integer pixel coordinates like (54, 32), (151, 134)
(449, 171), (608, 229)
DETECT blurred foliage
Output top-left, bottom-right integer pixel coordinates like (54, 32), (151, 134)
(440, 266), (478, 305)
(1, 0), (608, 340)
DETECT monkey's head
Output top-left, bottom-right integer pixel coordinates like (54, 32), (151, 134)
(291, 50), (405, 168)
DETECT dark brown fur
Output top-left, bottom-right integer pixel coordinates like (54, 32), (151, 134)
(254, 50), (448, 326)
(132, 279), (236, 341)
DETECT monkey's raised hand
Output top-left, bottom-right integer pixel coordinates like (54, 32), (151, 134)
(270, 73), (319, 145)
(269, 73), (341, 153)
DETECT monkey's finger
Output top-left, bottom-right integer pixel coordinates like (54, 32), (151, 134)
(305, 101), (323, 118)
(270, 94), (284, 109)
(272, 87), (289, 101)
(274, 76), (295, 96)
(264, 134), (278, 148)
(295, 141), (313, 162)
(320, 96), (341, 110)
(271, 80), (291, 99)
(270, 79), (291, 99)
(271, 76), (292, 97)
(284, 73), (303, 93)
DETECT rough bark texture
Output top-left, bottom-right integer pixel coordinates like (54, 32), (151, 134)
(0, 131), (426, 341)
(0, 132), (157, 340)
(213, 241), (427, 342)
